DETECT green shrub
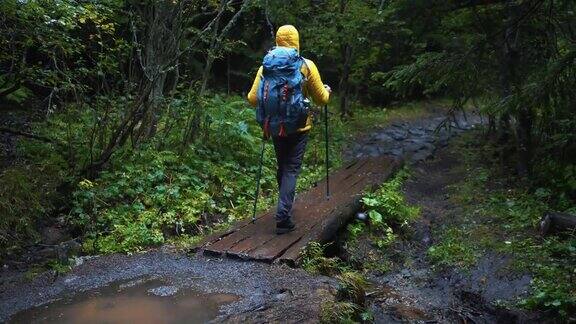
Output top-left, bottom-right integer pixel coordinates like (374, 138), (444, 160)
(346, 168), (419, 251)
(361, 168), (420, 228)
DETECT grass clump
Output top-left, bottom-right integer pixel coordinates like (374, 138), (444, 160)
(427, 228), (479, 268)
(300, 242), (348, 276)
(319, 300), (358, 324)
(336, 271), (370, 307)
(317, 270), (372, 324)
(320, 271), (370, 323)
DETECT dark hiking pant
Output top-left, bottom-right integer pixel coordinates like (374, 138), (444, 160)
(272, 132), (308, 221)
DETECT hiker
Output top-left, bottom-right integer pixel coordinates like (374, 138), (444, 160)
(247, 25), (331, 234)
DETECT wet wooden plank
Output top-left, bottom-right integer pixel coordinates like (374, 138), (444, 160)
(202, 215), (272, 256)
(199, 156), (402, 263)
(279, 158), (401, 265)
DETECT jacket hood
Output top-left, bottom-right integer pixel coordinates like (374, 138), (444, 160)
(275, 25), (300, 52)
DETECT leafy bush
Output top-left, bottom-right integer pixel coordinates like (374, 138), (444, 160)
(67, 96), (280, 253)
(361, 168), (420, 228)
(346, 168), (419, 252)
(533, 160), (576, 211)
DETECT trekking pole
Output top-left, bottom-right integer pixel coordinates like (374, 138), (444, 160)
(252, 137), (266, 223)
(324, 104), (330, 199)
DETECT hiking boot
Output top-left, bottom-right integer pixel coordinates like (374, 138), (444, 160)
(276, 218), (295, 234)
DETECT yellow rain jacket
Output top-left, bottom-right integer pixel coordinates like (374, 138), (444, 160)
(247, 25), (330, 132)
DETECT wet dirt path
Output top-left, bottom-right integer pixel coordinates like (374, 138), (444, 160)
(346, 117), (545, 323)
(1, 249), (336, 323)
(362, 148), (538, 323)
(1, 111), (488, 323)
(10, 278), (238, 323)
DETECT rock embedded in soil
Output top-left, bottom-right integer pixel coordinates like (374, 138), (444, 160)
(345, 112), (483, 163)
(148, 285), (179, 297)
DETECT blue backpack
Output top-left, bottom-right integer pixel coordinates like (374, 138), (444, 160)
(256, 46), (308, 138)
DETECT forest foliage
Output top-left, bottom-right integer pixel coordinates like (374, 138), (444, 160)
(0, 0), (575, 314)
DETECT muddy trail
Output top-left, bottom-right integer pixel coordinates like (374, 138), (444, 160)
(351, 146), (541, 323)
(0, 111), (539, 323)
(338, 113), (543, 323)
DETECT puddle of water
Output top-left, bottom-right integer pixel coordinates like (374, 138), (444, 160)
(9, 279), (238, 324)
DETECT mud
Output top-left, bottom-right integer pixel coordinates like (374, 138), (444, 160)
(9, 279), (237, 323)
(0, 248), (337, 323)
(347, 134), (545, 323)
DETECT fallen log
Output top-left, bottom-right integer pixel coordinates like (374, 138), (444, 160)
(540, 212), (576, 236)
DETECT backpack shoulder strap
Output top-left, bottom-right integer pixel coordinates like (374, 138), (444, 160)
(300, 57), (310, 81)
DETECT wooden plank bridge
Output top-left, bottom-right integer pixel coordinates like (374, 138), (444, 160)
(198, 156), (402, 265)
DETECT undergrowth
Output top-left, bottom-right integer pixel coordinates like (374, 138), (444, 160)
(0, 164), (64, 255)
(1, 94), (431, 258)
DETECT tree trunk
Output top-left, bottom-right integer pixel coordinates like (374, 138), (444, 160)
(499, 0), (532, 175)
(85, 1), (183, 176)
(199, 0), (226, 96)
(498, 3), (514, 143)
(143, 72), (167, 139)
(540, 212), (576, 236)
(227, 55), (231, 95)
(339, 44), (352, 119)
(338, 0), (353, 119)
